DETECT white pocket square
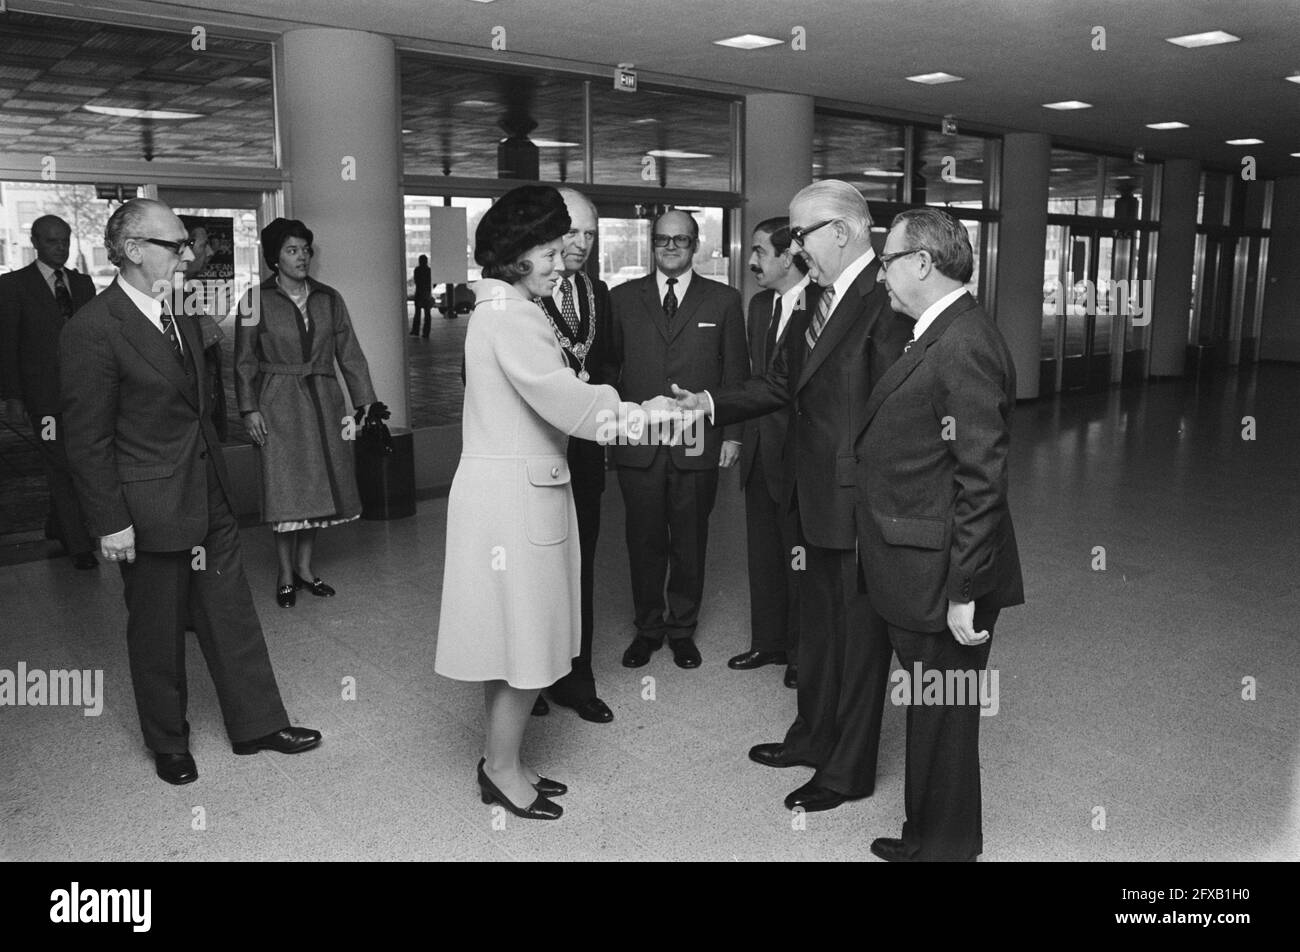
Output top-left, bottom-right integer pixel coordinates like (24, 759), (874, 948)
(697, 322), (716, 328)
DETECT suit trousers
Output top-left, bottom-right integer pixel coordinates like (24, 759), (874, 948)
(886, 610), (997, 862)
(119, 457), (289, 753)
(617, 451), (719, 643)
(29, 412), (93, 555)
(550, 478), (600, 703)
(743, 455), (798, 655)
(783, 538), (891, 797)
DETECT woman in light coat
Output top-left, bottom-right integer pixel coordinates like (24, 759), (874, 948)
(435, 186), (651, 820)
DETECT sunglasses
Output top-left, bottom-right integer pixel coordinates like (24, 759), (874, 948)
(652, 234), (695, 249)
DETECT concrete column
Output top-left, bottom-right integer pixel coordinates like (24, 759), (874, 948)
(1259, 176), (1300, 363)
(742, 93), (814, 303)
(994, 133), (1049, 400)
(1149, 158), (1200, 377)
(279, 29), (408, 425)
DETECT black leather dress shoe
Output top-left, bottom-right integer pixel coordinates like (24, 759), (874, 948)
(870, 837), (918, 862)
(727, 649), (787, 670)
(622, 636), (660, 668)
(232, 726), (322, 755)
(668, 638), (701, 669)
(532, 695), (549, 716)
(154, 751), (198, 785)
(294, 574), (335, 597)
(784, 780), (852, 812)
(552, 695), (614, 723)
(749, 742), (816, 769)
(276, 584), (296, 608)
(784, 665), (798, 689)
(477, 762), (562, 820)
(73, 552), (98, 570)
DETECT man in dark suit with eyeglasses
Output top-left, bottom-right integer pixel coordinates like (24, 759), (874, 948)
(609, 209), (746, 670)
(60, 198), (320, 786)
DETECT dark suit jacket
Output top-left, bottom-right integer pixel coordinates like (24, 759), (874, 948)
(0, 261), (96, 415)
(854, 292), (1025, 632)
(610, 271), (746, 470)
(712, 259), (910, 549)
(59, 280), (233, 552)
(738, 285), (809, 504)
(539, 271), (617, 497)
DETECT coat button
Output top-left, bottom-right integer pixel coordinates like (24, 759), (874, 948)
(550, 466), (560, 478)
(200, 450), (208, 459)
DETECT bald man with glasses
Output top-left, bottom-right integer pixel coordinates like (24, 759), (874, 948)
(60, 198), (319, 786)
(609, 209), (746, 670)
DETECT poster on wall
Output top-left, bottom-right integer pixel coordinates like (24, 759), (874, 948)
(178, 214), (235, 281)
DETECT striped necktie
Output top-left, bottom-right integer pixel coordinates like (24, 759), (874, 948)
(803, 286), (836, 352)
(159, 304), (183, 362)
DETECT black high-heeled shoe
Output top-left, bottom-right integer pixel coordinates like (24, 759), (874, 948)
(276, 583), (296, 608)
(476, 761), (562, 820)
(476, 757), (566, 797)
(293, 573), (335, 597)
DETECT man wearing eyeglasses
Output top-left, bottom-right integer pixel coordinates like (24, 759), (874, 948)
(609, 208), (746, 670)
(672, 181), (910, 813)
(0, 215), (98, 569)
(60, 198), (320, 786)
(859, 208), (1022, 862)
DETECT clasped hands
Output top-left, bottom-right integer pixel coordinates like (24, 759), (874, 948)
(633, 385), (737, 465)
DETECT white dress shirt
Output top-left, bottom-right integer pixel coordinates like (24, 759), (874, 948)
(773, 275), (812, 342)
(35, 259), (67, 298)
(656, 267), (693, 308)
(911, 287), (969, 345)
(117, 275), (183, 355)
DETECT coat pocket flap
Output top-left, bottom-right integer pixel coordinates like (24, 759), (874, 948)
(876, 513), (945, 550)
(526, 458), (571, 487)
(118, 463), (175, 482)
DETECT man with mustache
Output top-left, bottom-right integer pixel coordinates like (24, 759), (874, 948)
(728, 218), (812, 689)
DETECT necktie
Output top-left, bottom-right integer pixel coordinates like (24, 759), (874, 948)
(804, 286), (836, 352)
(160, 304), (183, 362)
(53, 271), (73, 320)
(559, 277), (580, 337)
(663, 277), (678, 320)
(764, 295), (782, 370)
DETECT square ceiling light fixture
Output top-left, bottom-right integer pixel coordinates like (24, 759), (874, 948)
(713, 34), (783, 50)
(1043, 101), (1093, 110)
(1165, 30), (1240, 48)
(906, 72), (965, 85)
(1146, 121), (1189, 130)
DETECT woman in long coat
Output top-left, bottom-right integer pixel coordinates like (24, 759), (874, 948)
(235, 218), (377, 608)
(435, 186), (645, 820)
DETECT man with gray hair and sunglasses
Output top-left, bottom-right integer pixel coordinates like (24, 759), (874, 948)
(60, 198), (320, 786)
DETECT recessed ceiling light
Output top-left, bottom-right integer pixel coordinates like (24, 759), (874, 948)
(713, 34), (783, 50)
(1226, 137), (1263, 145)
(1050, 167), (1071, 172)
(1287, 75), (1300, 85)
(401, 128), (413, 134)
(944, 176), (984, 185)
(456, 99), (493, 107)
(1165, 30), (1240, 48)
(1146, 121), (1189, 130)
(84, 105), (204, 120)
(532, 139), (580, 148)
(1292, 152), (1300, 158)
(906, 72), (965, 85)
(646, 149), (711, 159)
(882, 146), (906, 152)
(862, 169), (904, 178)
(630, 118), (660, 124)
(1043, 101), (1092, 110)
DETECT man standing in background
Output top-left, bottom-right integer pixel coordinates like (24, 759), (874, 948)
(610, 209), (746, 670)
(0, 214), (98, 569)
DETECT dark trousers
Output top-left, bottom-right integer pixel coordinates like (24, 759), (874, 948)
(887, 610), (997, 862)
(550, 480), (601, 703)
(782, 538), (891, 797)
(617, 452), (719, 643)
(29, 412), (92, 556)
(119, 459), (289, 753)
(411, 301), (433, 336)
(743, 455), (799, 656)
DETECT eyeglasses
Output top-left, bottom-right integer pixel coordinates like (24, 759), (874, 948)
(652, 234), (695, 248)
(789, 219), (836, 246)
(128, 236), (196, 256)
(879, 247), (927, 270)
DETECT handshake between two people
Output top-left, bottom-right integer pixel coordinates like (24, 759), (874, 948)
(595, 384), (720, 460)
